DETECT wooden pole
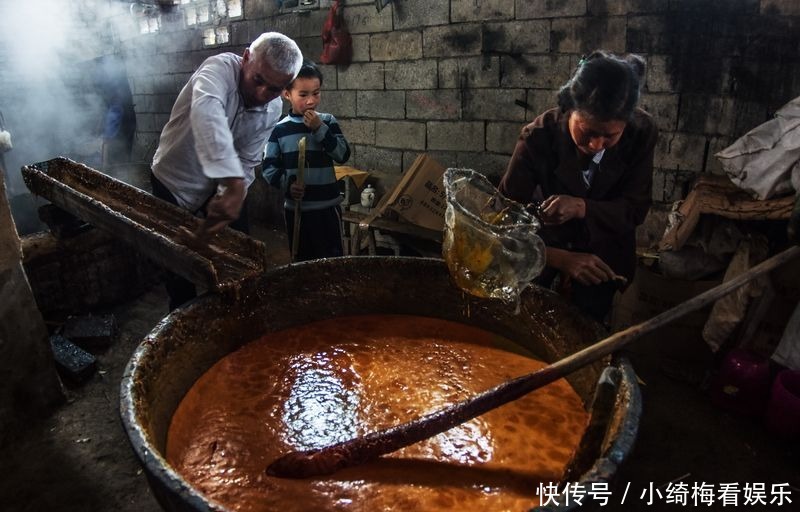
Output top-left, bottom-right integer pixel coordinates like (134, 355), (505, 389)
(291, 137), (306, 262)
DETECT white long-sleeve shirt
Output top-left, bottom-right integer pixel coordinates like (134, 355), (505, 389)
(152, 53), (282, 212)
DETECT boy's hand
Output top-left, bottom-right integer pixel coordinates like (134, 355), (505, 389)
(289, 181), (305, 201)
(303, 110), (322, 131)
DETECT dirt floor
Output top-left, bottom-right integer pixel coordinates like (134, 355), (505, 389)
(1, 225), (798, 512)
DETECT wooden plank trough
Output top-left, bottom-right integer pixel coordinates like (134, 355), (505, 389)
(22, 157), (269, 293)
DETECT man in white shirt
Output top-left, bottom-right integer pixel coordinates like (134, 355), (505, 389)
(150, 32), (302, 310)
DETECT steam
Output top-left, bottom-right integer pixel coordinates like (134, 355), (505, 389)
(0, 0), (136, 232)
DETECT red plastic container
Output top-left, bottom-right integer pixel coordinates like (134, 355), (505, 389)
(766, 369), (800, 438)
(710, 348), (771, 416)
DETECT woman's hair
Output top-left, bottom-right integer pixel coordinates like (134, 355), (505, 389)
(249, 32), (303, 79)
(557, 50), (646, 121)
(289, 59), (324, 89)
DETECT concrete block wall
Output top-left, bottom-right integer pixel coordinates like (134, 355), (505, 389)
(1, 0), (798, 207)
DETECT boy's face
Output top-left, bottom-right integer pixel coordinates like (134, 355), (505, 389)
(284, 76), (321, 114)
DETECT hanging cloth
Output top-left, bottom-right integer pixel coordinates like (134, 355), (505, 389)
(320, 0), (352, 65)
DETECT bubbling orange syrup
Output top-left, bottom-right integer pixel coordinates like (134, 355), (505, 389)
(167, 315), (589, 511)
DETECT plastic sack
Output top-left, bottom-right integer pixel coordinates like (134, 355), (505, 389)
(715, 96), (800, 200)
(442, 168), (546, 310)
(320, 0), (352, 66)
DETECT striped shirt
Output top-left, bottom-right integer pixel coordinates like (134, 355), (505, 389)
(262, 111), (350, 211)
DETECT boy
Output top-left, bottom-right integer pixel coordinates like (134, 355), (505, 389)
(263, 60), (351, 261)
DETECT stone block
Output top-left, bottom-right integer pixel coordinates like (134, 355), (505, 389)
(706, 136), (734, 175)
(516, 0), (586, 18)
(651, 168), (698, 203)
(375, 120), (426, 150)
(645, 55), (674, 93)
(550, 16), (627, 54)
(402, 150), (459, 172)
(407, 90), (462, 120)
(731, 101), (768, 139)
(230, 20), (251, 46)
(370, 31), (423, 61)
(132, 76), (154, 95)
(385, 60), (437, 90)
(423, 24), (483, 58)
(483, 20), (549, 54)
(338, 62), (385, 90)
(319, 64), (338, 89)
(156, 94), (178, 113)
(343, 4), (394, 34)
(271, 10), (329, 38)
(639, 93), (680, 133)
(62, 314), (118, 350)
(352, 144), (404, 174)
(456, 152), (510, 182)
(338, 119), (375, 145)
(295, 36), (323, 63)
(653, 132), (707, 172)
(525, 89), (559, 121)
(323, 90), (356, 118)
(588, 0), (668, 15)
(427, 122), (484, 151)
(49, 334), (96, 385)
(356, 90), (405, 118)
(351, 34), (371, 62)
(626, 15), (670, 54)
(486, 122), (524, 154)
(678, 95), (735, 136)
(501, 54), (571, 89)
(393, 0), (449, 29)
(452, 0), (515, 22)
(439, 56), (501, 89)
(463, 89), (526, 121)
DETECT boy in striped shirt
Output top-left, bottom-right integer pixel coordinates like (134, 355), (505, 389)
(263, 60), (351, 261)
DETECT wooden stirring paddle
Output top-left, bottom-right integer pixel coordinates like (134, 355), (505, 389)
(266, 245), (800, 479)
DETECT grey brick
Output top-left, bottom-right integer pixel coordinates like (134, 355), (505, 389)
(134, 113), (156, 133)
(525, 89), (559, 121)
(428, 122), (484, 151)
(483, 20), (550, 54)
(271, 10), (329, 39)
(385, 60), (437, 90)
(338, 62), (385, 90)
(486, 122), (525, 154)
(132, 76), (154, 95)
(230, 20), (251, 46)
(456, 152), (510, 182)
(351, 34), (370, 62)
(678, 95), (736, 136)
(370, 31), (423, 62)
(651, 168), (697, 203)
(452, 0), (516, 22)
(516, 0), (586, 18)
(588, 0), (668, 15)
(439, 56), (501, 88)
(353, 144), (404, 173)
(155, 94), (178, 113)
(402, 150), (459, 172)
(339, 119), (375, 145)
(639, 93), (679, 133)
(244, 0), (278, 18)
(295, 36), (323, 64)
(344, 4), (394, 34)
(463, 89), (527, 121)
(393, 0), (449, 29)
(706, 136), (734, 175)
(645, 55), (673, 93)
(319, 64), (338, 89)
(323, 90), (356, 117)
(356, 90), (405, 118)
(654, 132), (707, 172)
(550, 16), (627, 54)
(407, 90), (462, 120)
(423, 24), (483, 58)
(626, 15), (670, 54)
(375, 120), (426, 150)
(501, 54), (571, 89)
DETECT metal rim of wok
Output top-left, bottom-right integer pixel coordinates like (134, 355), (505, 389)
(120, 256), (641, 512)
(444, 168), (542, 233)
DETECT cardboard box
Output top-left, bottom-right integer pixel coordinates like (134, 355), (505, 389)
(379, 154), (447, 231)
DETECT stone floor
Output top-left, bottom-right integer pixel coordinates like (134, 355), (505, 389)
(1, 226), (798, 512)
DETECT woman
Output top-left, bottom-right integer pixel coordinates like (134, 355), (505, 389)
(499, 50), (658, 324)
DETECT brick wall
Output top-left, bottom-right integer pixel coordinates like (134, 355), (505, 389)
(1, 0), (799, 205)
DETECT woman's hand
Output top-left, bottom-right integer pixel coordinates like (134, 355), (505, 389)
(540, 195), (586, 225)
(547, 248), (616, 286)
(303, 110), (322, 131)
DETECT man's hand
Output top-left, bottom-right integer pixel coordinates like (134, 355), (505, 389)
(195, 177), (246, 241)
(303, 110), (322, 131)
(547, 248), (616, 286)
(289, 181), (305, 201)
(540, 195), (586, 225)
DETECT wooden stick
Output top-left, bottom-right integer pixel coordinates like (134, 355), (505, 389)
(266, 245), (800, 478)
(291, 137), (307, 261)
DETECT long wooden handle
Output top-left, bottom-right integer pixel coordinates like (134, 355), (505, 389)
(267, 245), (800, 478)
(291, 137), (307, 261)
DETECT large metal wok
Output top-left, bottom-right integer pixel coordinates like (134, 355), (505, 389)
(120, 256), (641, 511)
